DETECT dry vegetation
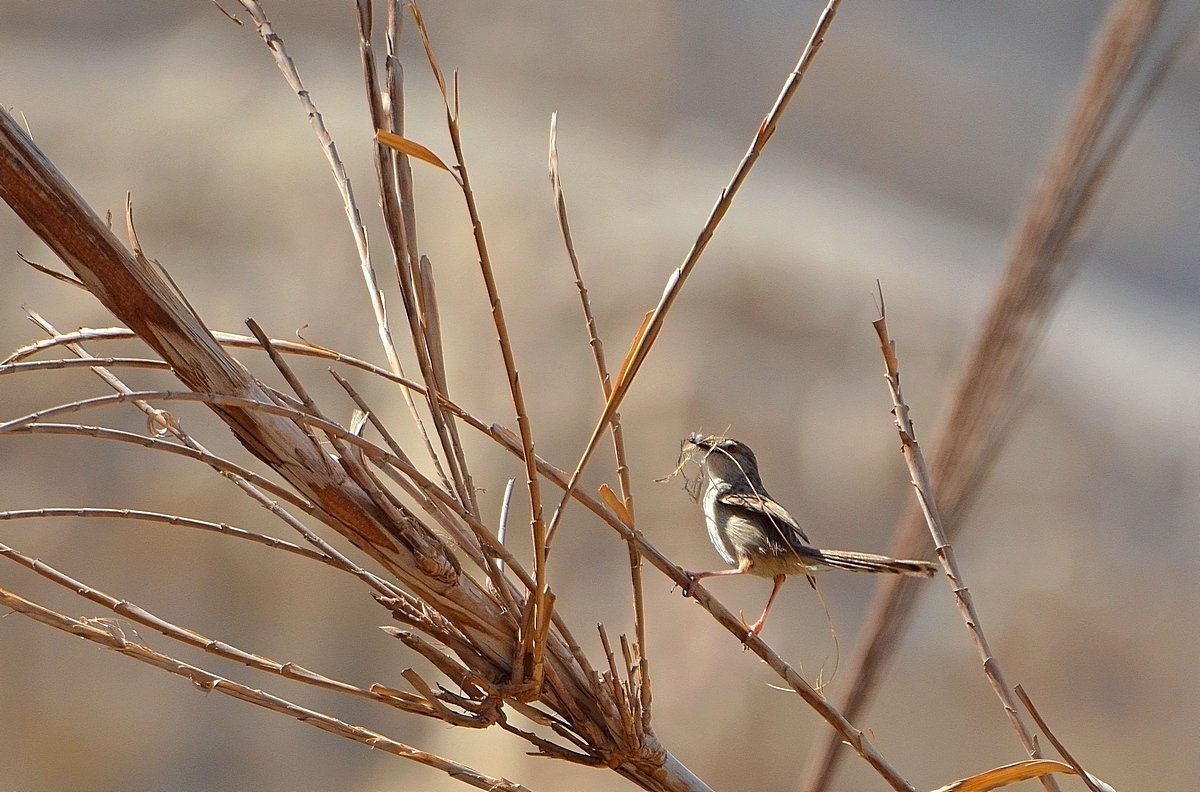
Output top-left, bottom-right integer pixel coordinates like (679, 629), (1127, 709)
(0, 1), (1191, 790)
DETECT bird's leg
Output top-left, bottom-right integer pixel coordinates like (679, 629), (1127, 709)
(746, 573), (788, 637)
(682, 557), (752, 597)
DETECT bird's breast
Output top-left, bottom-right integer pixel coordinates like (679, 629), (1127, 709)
(702, 486), (739, 566)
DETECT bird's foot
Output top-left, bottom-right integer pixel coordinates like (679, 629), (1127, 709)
(680, 571), (700, 598)
(735, 612), (765, 646)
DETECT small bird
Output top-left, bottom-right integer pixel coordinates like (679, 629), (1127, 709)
(683, 434), (937, 637)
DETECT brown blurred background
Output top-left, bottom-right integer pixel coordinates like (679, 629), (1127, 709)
(2, 2), (1198, 790)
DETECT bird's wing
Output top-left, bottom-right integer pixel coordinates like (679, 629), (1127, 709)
(718, 491), (812, 546)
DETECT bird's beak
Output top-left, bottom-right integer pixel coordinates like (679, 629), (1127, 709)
(687, 433), (714, 449)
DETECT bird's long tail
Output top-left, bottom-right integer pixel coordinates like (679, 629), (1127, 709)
(808, 549), (937, 577)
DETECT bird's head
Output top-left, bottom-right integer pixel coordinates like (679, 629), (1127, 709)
(686, 434), (761, 486)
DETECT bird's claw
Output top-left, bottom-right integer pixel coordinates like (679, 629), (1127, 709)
(680, 572), (699, 598)
(737, 611), (765, 645)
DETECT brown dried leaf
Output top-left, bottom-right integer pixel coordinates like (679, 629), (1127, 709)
(930, 759), (1102, 792)
(611, 310), (653, 395)
(376, 130), (450, 171)
(598, 483), (631, 526)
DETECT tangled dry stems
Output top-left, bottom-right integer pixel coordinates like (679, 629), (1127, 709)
(0, 1), (1177, 790)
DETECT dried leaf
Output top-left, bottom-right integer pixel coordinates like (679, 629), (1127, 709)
(611, 310), (653, 395)
(931, 759), (1102, 792)
(598, 483), (631, 526)
(376, 130), (450, 171)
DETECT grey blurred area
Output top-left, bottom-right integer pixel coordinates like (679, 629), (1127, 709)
(1, 2), (1197, 790)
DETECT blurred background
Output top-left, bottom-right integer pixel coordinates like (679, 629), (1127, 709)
(2, 2), (1198, 790)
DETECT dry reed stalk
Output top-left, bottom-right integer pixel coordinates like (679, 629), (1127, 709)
(800, 1), (1178, 788)
(549, 111), (652, 731)
(356, 0), (479, 517)
(872, 295), (1053, 784)
(0, 507), (333, 565)
(1014, 686), (1110, 792)
(400, 1), (554, 695)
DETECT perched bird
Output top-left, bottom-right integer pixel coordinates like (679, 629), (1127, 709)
(683, 434), (937, 637)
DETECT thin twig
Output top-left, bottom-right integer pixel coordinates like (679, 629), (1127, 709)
(0, 586), (534, 792)
(872, 294), (1053, 786)
(2, 420), (310, 511)
(0, 507), (332, 565)
(803, 2), (1173, 787)
(18, 250), (87, 288)
(408, 1), (551, 695)
(1, 355), (170, 375)
(233, 0), (417, 447)
(356, 0), (478, 516)
(0, 538), (468, 722)
(543, 0), (842, 553)
(548, 113), (652, 729)
(496, 477), (516, 578)
(1014, 686), (1109, 792)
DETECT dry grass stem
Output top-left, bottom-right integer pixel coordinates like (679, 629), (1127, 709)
(0, 507), (333, 565)
(872, 295), (1055, 789)
(0, 587), (533, 792)
(356, 0), (479, 519)
(549, 112), (652, 729)
(403, 2), (553, 694)
(542, 0), (842, 557)
(1, 355), (170, 375)
(233, 0), (401, 399)
(1014, 686), (1112, 792)
(801, 1), (1176, 787)
(0, 539), (459, 721)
